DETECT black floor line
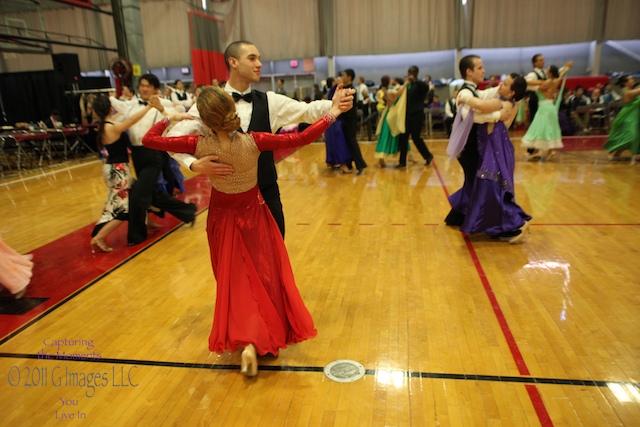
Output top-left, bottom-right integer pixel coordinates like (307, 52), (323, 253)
(1, 352), (637, 389)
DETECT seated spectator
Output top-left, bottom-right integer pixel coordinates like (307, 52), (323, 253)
(427, 95), (443, 109)
(603, 82), (621, 103)
(45, 109), (63, 129)
(590, 87), (605, 104)
(568, 86), (591, 134)
(558, 88), (574, 136)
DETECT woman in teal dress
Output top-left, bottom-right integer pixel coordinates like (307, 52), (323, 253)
(521, 62), (572, 161)
(604, 75), (640, 164)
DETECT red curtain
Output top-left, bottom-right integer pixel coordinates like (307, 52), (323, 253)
(188, 10), (228, 87)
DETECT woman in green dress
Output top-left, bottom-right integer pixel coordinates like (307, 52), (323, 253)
(604, 75), (640, 164)
(521, 62), (572, 161)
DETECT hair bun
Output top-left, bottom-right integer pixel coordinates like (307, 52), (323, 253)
(220, 111), (240, 133)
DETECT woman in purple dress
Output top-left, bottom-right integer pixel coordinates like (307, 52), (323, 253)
(324, 77), (352, 173)
(461, 73), (532, 243)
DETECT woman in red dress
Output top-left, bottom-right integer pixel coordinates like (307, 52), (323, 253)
(143, 86), (353, 376)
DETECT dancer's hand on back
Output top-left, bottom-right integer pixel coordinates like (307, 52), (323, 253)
(499, 108), (511, 122)
(190, 155), (235, 178)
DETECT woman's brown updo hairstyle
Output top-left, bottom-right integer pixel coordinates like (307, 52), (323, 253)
(197, 86), (241, 133)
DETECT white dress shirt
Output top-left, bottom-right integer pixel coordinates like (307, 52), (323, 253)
(444, 98), (456, 119)
(109, 96), (176, 146)
(168, 83), (332, 169)
(171, 90), (194, 109)
(456, 81), (501, 123)
(356, 83), (369, 103)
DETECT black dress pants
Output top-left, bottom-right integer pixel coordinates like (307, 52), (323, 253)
(398, 111), (432, 165)
(257, 151), (285, 238)
(129, 146), (196, 245)
(342, 118), (367, 170)
(444, 137), (479, 225)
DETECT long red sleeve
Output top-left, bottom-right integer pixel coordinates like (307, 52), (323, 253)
(142, 117), (200, 154)
(252, 113), (336, 152)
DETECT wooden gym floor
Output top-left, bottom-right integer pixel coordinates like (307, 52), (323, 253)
(0, 136), (638, 426)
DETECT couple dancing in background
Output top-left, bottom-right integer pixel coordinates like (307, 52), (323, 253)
(446, 55), (531, 243)
(522, 60), (573, 161)
(90, 75), (198, 253)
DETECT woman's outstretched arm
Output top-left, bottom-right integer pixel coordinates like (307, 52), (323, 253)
(142, 116), (200, 154)
(254, 85), (353, 151)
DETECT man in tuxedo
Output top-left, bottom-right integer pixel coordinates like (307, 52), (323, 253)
(397, 66), (434, 168)
(110, 74), (197, 245)
(444, 89), (458, 137)
(445, 55), (509, 226)
(170, 79), (193, 111)
(169, 40), (354, 237)
(526, 54), (547, 119)
(340, 69), (368, 175)
(525, 54), (547, 154)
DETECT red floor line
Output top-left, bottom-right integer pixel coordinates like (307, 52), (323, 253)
(463, 236), (530, 376)
(526, 385), (555, 427)
(432, 160), (554, 426)
(432, 161), (451, 199)
(531, 223), (640, 227)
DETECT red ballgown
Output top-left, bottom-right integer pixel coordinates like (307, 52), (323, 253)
(143, 115), (335, 355)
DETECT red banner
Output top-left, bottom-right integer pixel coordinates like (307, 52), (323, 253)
(52, 0), (93, 8)
(188, 10), (228, 86)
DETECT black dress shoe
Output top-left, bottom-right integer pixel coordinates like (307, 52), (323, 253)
(490, 229), (522, 242)
(425, 154), (434, 166)
(356, 168), (364, 176)
(444, 210), (465, 226)
(186, 203), (197, 227)
(395, 163), (407, 168)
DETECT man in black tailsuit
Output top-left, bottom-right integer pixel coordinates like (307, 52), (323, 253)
(396, 66), (434, 168)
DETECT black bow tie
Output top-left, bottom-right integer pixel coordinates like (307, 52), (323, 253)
(232, 92), (252, 103)
(139, 100), (148, 106)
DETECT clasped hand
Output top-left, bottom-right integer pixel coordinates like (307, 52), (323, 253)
(332, 84), (356, 112)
